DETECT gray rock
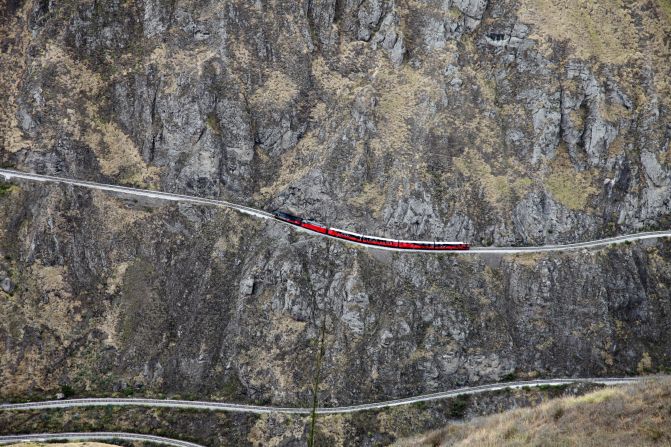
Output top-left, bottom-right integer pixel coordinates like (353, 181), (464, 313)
(641, 150), (668, 187)
(339, 274), (369, 336)
(517, 88), (561, 164)
(583, 118), (618, 166)
(142, 0), (171, 37)
(240, 277), (255, 296)
(512, 191), (596, 245)
(356, 0), (384, 41)
(3, 0), (671, 421)
(1, 278), (14, 294)
(453, 0), (488, 19)
(18, 105), (35, 135)
(370, 12), (406, 66)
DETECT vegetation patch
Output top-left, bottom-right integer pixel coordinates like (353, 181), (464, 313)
(347, 182), (386, 218)
(0, 181), (15, 197)
(454, 149), (532, 213)
(448, 395), (470, 419)
(85, 122), (161, 187)
(655, 0), (671, 21)
(517, 0), (642, 64)
(250, 70), (299, 110)
(394, 377), (671, 446)
(544, 150), (598, 210)
(372, 63), (444, 155)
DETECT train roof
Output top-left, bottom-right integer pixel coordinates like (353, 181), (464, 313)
(360, 235), (398, 242)
(329, 227), (364, 238)
(397, 240), (467, 244)
(330, 231), (465, 244)
(330, 228), (399, 242)
(303, 218), (324, 225)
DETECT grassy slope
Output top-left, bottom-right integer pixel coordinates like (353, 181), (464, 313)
(394, 377), (671, 447)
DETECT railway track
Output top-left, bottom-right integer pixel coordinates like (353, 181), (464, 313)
(0, 377), (649, 415)
(0, 432), (204, 447)
(2, 168), (669, 254)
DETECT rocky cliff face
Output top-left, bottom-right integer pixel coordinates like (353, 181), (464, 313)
(1, 0), (671, 408)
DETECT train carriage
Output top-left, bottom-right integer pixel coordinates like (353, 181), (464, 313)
(327, 227), (365, 243)
(273, 210), (470, 251)
(301, 219), (328, 234)
(397, 240), (434, 250)
(359, 234), (399, 248)
(433, 241), (470, 250)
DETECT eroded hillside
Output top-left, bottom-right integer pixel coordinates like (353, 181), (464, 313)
(1, 0), (670, 422)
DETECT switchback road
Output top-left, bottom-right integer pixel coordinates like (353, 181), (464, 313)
(0, 377), (648, 415)
(2, 168), (669, 254)
(0, 432), (204, 447)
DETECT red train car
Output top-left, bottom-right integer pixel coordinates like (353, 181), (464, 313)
(300, 219), (328, 234)
(272, 211), (470, 251)
(326, 227), (364, 243)
(397, 240), (434, 250)
(329, 228), (399, 248)
(433, 241), (470, 250)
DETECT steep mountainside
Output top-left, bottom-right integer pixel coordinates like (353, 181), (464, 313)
(1, 0), (671, 413)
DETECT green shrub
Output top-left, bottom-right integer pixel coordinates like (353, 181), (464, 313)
(501, 372), (517, 382)
(61, 384), (75, 398)
(121, 386), (135, 396)
(413, 401), (427, 410)
(0, 182), (12, 197)
(449, 395), (470, 418)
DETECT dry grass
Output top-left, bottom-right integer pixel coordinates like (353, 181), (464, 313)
(544, 148), (598, 210)
(370, 61), (446, 157)
(347, 182), (387, 218)
(84, 122), (161, 185)
(0, 260), (79, 395)
(149, 44), (218, 95)
(237, 310), (309, 397)
(32, 43), (103, 146)
(314, 415), (349, 446)
(505, 253), (547, 267)
(394, 376), (671, 447)
(454, 149), (533, 213)
(659, 0), (671, 19)
(516, 0), (671, 123)
(250, 70), (299, 110)
(311, 56), (355, 100)
(517, 0), (642, 64)
(376, 404), (440, 439)
(31, 43), (161, 186)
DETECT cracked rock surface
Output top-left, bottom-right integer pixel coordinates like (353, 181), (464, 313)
(0, 0), (670, 434)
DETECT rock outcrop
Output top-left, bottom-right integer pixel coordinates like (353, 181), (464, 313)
(0, 0), (670, 418)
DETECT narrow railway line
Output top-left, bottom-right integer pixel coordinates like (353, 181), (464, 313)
(0, 432), (205, 447)
(0, 377), (649, 415)
(1, 168), (669, 254)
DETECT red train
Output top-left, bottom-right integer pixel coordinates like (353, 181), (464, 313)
(272, 211), (470, 251)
